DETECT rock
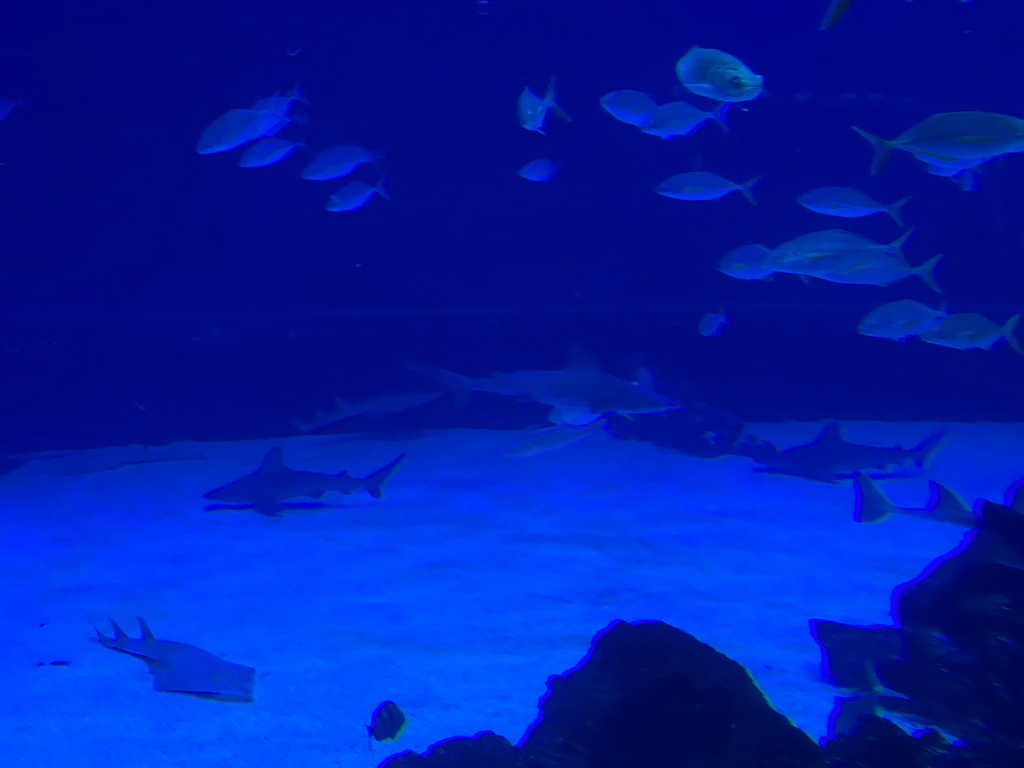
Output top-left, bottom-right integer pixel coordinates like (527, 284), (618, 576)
(379, 732), (517, 768)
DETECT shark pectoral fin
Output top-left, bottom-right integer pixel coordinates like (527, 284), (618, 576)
(361, 454), (406, 499)
(853, 473), (898, 523)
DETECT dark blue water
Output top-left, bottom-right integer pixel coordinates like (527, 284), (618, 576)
(0, 0), (1017, 453)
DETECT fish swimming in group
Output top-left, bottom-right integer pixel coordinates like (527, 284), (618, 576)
(326, 179), (390, 212)
(517, 78), (571, 135)
(656, 172), (761, 205)
(753, 422), (947, 483)
(718, 244), (777, 281)
(302, 144), (382, 180)
(292, 392), (441, 432)
(640, 101), (729, 139)
(675, 46), (764, 103)
(853, 111), (1024, 175)
(519, 158), (558, 181)
(853, 473), (977, 527)
(798, 187), (910, 227)
(203, 447), (405, 516)
(857, 300), (947, 342)
(599, 90), (659, 127)
(920, 313), (1023, 353)
(406, 359), (682, 420)
(196, 87), (308, 155)
(238, 137), (304, 168)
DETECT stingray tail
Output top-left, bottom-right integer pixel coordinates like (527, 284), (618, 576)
(359, 454), (406, 499)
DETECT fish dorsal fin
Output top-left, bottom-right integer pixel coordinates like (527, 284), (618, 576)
(137, 617), (156, 642)
(258, 447), (287, 473)
(632, 367), (655, 390)
(110, 618), (128, 642)
(815, 421), (846, 446)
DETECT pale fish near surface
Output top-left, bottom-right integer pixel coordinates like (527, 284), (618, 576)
(519, 159), (558, 182)
(599, 90), (658, 127)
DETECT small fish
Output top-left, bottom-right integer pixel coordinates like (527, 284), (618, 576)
(640, 101), (729, 139)
(656, 172), (761, 205)
(675, 46), (764, 103)
(798, 187), (910, 227)
(518, 78), (571, 134)
(718, 244), (777, 280)
(238, 137), (303, 168)
(853, 112), (1024, 175)
(698, 309), (730, 337)
(326, 179), (391, 212)
(857, 300), (946, 342)
(920, 313), (1023, 353)
(599, 90), (658, 127)
(819, 0), (854, 30)
(519, 158), (558, 182)
(368, 701), (408, 745)
(508, 419), (607, 457)
(302, 144), (381, 181)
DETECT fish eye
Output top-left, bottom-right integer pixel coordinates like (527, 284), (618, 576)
(730, 75), (747, 88)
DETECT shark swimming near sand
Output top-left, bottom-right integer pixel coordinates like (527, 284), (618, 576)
(752, 422), (947, 483)
(406, 358), (682, 420)
(203, 447), (405, 516)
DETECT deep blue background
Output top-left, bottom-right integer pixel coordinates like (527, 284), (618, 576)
(0, 0), (1019, 452)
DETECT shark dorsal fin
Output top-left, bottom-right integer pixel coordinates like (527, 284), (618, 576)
(137, 617), (156, 642)
(258, 447), (287, 473)
(853, 473), (897, 523)
(815, 421), (845, 445)
(928, 481), (969, 517)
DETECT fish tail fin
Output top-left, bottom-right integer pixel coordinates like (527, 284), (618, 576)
(741, 176), (763, 206)
(712, 102), (731, 132)
(360, 454), (406, 499)
(909, 430), (948, 468)
(915, 254), (943, 293)
(852, 127), (893, 175)
(888, 228), (914, 250)
(1003, 314), (1024, 355)
(853, 473), (897, 523)
(544, 77), (571, 123)
(888, 196), (911, 228)
(406, 362), (476, 407)
(292, 417), (314, 433)
(375, 175), (392, 201)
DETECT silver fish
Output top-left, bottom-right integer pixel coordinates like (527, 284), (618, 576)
(798, 187), (910, 227)
(718, 244), (777, 280)
(675, 46), (764, 103)
(238, 137), (303, 168)
(920, 313), (1023, 353)
(518, 78), (571, 134)
(599, 90), (658, 127)
(857, 299), (946, 341)
(325, 179), (390, 212)
(302, 144), (382, 181)
(640, 101), (729, 139)
(656, 171), (761, 204)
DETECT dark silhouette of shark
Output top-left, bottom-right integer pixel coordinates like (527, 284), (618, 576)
(752, 422), (947, 483)
(203, 447), (404, 516)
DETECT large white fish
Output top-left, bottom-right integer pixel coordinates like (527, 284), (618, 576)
(675, 46), (763, 103)
(920, 313), (1023, 353)
(599, 90), (658, 127)
(857, 300), (946, 342)
(302, 144), (382, 181)
(798, 187), (910, 227)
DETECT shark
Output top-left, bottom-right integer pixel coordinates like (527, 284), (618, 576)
(853, 473), (978, 527)
(406, 360), (682, 419)
(292, 391), (441, 432)
(203, 447), (405, 516)
(752, 422), (947, 483)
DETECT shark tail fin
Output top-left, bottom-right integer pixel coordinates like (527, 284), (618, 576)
(406, 362), (476, 407)
(909, 430), (947, 468)
(360, 454), (406, 499)
(853, 473), (898, 523)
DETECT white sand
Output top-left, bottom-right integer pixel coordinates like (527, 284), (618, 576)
(2, 421), (1019, 767)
